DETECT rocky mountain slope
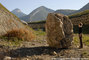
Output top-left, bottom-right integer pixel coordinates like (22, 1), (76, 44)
(11, 8), (26, 17)
(0, 3), (28, 35)
(20, 6), (54, 22)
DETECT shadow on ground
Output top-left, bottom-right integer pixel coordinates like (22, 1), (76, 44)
(7, 46), (67, 58)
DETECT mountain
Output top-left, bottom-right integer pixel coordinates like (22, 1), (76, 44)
(54, 9), (76, 15)
(20, 6), (54, 22)
(0, 3), (28, 35)
(69, 3), (89, 15)
(11, 8), (26, 17)
(79, 3), (89, 11)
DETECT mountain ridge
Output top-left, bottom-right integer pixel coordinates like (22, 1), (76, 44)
(20, 6), (54, 22)
(12, 2), (89, 22)
(69, 3), (89, 15)
(11, 8), (26, 18)
(54, 9), (77, 15)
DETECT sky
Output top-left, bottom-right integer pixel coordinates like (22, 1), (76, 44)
(0, 0), (89, 14)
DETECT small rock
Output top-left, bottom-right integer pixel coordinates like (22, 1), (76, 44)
(32, 43), (35, 45)
(51, 51), (57, 55)
(4, 56), (11, 60)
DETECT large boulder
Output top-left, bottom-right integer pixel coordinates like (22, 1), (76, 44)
(46, 13), (73, 48)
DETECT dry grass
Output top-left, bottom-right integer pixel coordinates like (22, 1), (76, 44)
(73, 34), (89, 46)
(2, 28), (35, 41)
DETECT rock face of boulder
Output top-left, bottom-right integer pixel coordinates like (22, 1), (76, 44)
(0, 4), (26, 36)
(46, 13), (73, 48)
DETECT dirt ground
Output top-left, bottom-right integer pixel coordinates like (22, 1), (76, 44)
(0, 35), (89, 60)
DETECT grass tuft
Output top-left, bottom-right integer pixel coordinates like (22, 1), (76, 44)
(1, 28), (35, 41)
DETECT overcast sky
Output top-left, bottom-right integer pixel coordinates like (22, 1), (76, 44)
(0, 0), (89, 14)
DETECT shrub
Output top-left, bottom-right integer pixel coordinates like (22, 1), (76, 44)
(2, 28), (35, 41)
